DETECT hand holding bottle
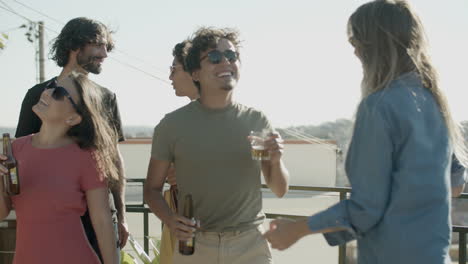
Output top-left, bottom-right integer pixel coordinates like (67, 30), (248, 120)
(167, 213), (198, 242)
(0, 154), (7, 176)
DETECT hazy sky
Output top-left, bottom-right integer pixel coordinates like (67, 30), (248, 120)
(1, 0), (467, 128)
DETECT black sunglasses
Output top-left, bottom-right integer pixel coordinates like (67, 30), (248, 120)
(46, 80), (80, 113)
(200, 50), (238, 64)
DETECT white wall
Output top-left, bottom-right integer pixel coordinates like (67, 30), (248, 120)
(119, 143), (152, 179)
(119, 140), (337, 187)
(281, 144), (336, 187)
(3, 139), (337, 186)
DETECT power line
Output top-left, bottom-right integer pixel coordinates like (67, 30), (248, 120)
(114, 49), (169, 75)
(0, 4), (59, 34)
(9, 0), (169, 75)
(109, 57), (171, 85)
(0, 25), (25, 33)
(0, 2), (170, 84)
(0, 0), (14, 12)
(0, 4), (33, 23)
(12, 0), (64, 26)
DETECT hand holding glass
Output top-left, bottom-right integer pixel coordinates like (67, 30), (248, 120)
(249, 130), (270, 160)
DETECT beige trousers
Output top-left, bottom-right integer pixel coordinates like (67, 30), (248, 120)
(172, 225), (273, 264)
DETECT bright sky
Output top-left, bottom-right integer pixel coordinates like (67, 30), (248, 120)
(1, 0), (467, 129)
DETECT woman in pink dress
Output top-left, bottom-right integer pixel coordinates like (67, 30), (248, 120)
(0, 72), (118, 264)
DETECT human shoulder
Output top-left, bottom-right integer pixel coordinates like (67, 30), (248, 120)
(161, 101), (199, 121)
(89, 80), (115, 98)
(12, 135), (32, 152)
(233, 102), (268, 118)
(24, 78), (55, 98)
(362, 74), (421, 112)
(68, 145), (97, 164)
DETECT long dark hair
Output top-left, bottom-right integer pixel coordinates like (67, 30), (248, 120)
(172, 40), (191, 72)
(67, 73), (119, 184)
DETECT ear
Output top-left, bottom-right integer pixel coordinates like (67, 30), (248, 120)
(192, 70), (200, 82)
(66, 114), (82, 126)
(68, 48), (80, 63)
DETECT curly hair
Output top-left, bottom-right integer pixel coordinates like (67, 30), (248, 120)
(185, 27), (241, 74)
(50, 17), (114, 67)
(172, 40), (191, 72)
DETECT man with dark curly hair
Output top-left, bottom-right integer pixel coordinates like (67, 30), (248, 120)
(169, 40), (199, 100)
(145, 27), (290, 264)
(15, 17), (128, 263)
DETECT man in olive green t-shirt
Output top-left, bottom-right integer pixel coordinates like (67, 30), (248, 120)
(144, 27), (289, 264)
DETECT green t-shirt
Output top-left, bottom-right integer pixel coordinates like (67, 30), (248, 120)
(151, 100), (273, 232)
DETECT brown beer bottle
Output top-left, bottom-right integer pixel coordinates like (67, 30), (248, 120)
(179, 194), (195, 255)
(2, 133), (20, 196)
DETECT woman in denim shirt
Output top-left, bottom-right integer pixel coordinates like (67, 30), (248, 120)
(264, 1), (466, 263)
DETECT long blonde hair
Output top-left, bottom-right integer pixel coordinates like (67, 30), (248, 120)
(348, 0), (467, 165)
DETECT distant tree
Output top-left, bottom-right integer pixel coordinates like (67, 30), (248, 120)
(0, 33), (8, 50)
(278, 118), (353, 149)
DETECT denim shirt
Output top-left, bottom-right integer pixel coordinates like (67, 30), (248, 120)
(308, 73), (466, 264)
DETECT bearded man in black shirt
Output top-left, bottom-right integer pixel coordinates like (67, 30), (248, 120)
(15, 17), (129, 263)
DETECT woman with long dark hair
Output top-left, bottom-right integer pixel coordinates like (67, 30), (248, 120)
(0, 73), (118, 263)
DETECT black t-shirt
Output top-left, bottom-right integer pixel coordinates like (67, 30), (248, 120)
(15, 77), (125, 142)
(15, 77), (124, 258)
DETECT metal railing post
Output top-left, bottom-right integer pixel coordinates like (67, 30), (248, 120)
(459, 230), (466, 264)
(338, 191), (347, 264)
(126, 179), (468, 264)
(144, 211), (149, 254)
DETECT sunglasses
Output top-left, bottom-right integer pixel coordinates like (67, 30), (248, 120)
(46, 80), (80, 113)
(200, 49), (238, 64)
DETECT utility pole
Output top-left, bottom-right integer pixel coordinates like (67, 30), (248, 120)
(38, 21), (45, 83)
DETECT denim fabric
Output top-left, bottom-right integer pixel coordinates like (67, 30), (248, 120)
(308, 72), (462, 264)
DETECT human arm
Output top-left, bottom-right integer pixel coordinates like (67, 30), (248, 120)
(263, 218), (345, 250)
(109, 147), (129, 247)
(265, 99), (394, 248)
(104, 91), (129, 247)
(87, 187), (118, 264)
(452, 185), (465, 198)
(260, 132), (289, 198)
(143, 158), (195, 241)
(451, 155), (466, 197)
(0, 155), (12, 220)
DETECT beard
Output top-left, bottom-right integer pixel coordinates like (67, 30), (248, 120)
(76, 51), (103, 74)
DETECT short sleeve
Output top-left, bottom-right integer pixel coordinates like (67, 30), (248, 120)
(102, 91), (125, 142)
(253, 110), (274, 133)
(151, 116), (175, 161)
(80, 150), (107, 191)
(109, 93), (125, 142)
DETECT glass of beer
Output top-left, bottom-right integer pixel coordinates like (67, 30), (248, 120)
(249, 130), (270, 160)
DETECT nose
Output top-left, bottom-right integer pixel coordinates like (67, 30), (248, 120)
(219, 54), (231, 65)
(99, 45), (108, 58)
(169, 70), (174, 80)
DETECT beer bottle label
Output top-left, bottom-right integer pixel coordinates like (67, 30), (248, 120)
(186, 239), (193, 247)
(10, 168), (18, 184)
